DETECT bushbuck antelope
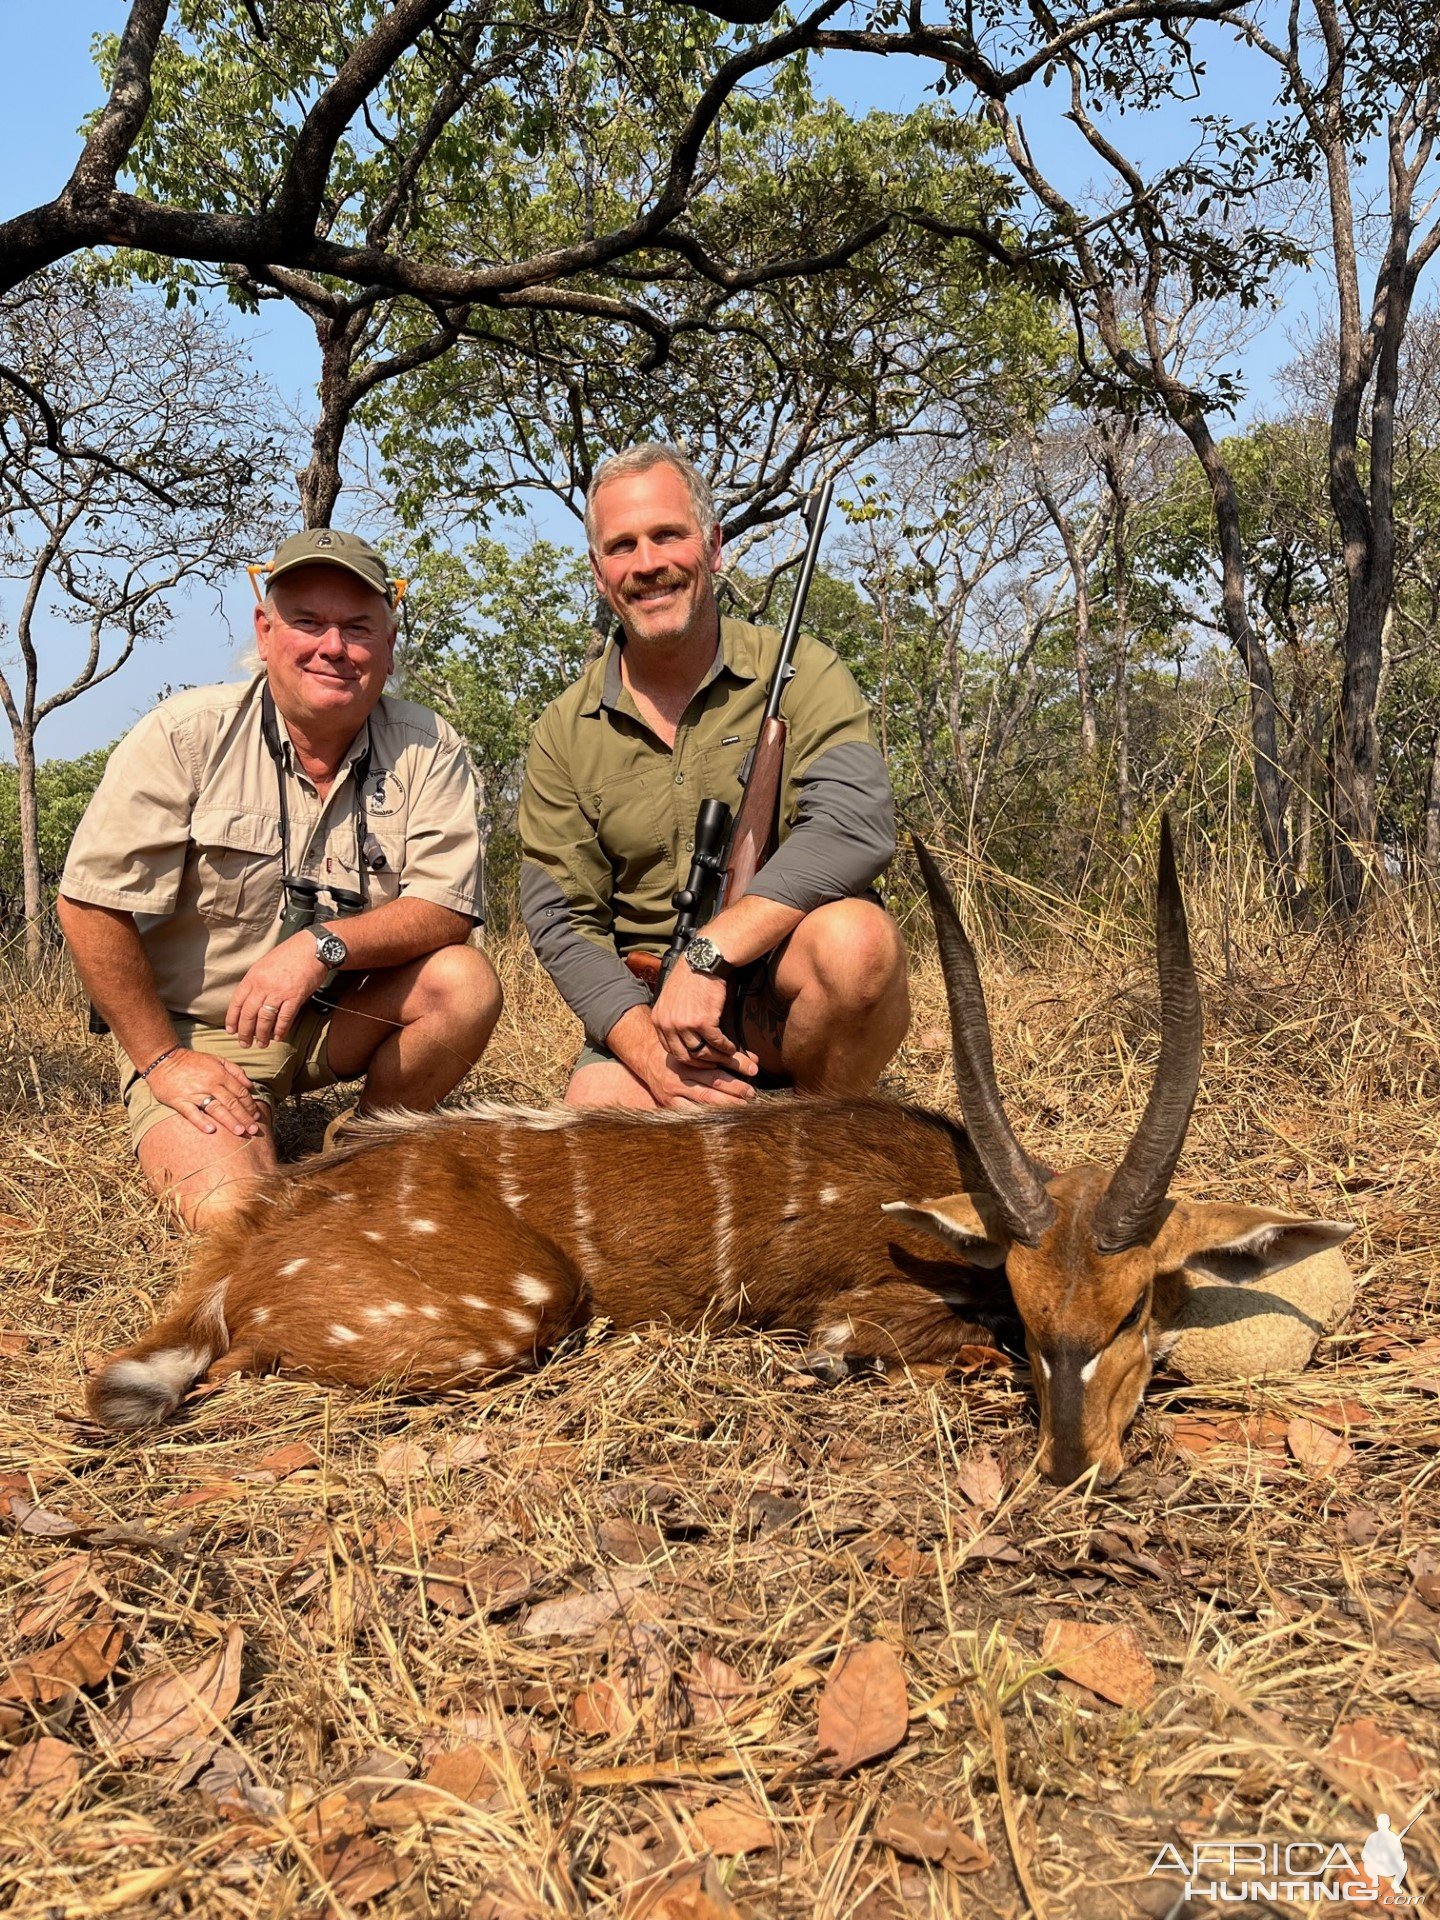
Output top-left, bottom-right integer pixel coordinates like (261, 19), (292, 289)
(87, 822), (1353, 1483)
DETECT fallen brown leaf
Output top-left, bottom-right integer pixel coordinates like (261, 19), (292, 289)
(522, 1570), (651, 1639)
(374, 1441), (430, 1487)
(242, 1441), (321, 1482)
(102, 1625), (243, 1763)
(1324, 1718), (1422, 1787)
(570, 1678), (637, 1739)
(0, 1619), (128, 1737)
(874, 1800), (993, 1874)
(954, 1447), (1005, 1510)
(1343, 1508), (1381, 1546)
(14, 1554), (101, 1638)
(1287, 1417), (1354, 1474)
(624, 1857), (741, 1920)
(431, 1434), (492, 1472)
(686, 1650), (749, 1725)
(690, 1796), (775, 1856)
(0, 1737), (82, 1818)
(875, 1536), (929, 1580)
(423, 1550), (544, 1618)
(817, 1641), (909, 1774)
(1409, 1549), (1440, 1608)
(598, 1517), (665, 1563)
(1041, 1619), (1156, 1709)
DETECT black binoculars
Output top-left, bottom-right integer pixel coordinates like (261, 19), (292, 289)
(275, 876), (365, 944)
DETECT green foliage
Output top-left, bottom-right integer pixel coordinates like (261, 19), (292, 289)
(368, 96), (1053, 534)
(395, 540), (595, 925)
(0, 747), (112, 926)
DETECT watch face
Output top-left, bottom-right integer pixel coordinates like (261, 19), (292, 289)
(316, 933), (347, 967)
(687, 936), (723, 975)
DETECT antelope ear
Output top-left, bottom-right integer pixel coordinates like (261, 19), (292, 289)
(881, 1193), (1011, 1268)
(1152, 1201), (1355, 1285)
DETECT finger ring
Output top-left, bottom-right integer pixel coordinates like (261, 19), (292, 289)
(197, 1094), (215, 1110)
(261, 1003), (280, 1013)
(684, 1038), (705, 1054)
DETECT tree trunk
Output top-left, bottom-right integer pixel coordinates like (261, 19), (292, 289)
(1108, 482), (1132, 839)
(16, 723), (43, 971)
(297, 322), (353, 528)
(1326, 581), (1387, 910)
(1422, 728), (1440, 877)
(1173, 410), (1292, 881)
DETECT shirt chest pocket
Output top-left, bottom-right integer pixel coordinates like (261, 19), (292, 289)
(359, 825), (405, 909)
(593, 767), (670, 880)
(190, 808), (282, 929)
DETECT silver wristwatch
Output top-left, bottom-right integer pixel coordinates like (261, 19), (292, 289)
(311, 928), (348, 970)
(685, 934), (730, 979)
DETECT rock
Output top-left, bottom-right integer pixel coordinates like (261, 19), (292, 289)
(1163, 1248), (1358, 1386)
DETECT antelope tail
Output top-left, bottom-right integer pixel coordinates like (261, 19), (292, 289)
(86, 1278), (231, 1430)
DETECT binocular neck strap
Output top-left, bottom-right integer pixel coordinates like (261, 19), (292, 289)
(260, 682), (373, 883)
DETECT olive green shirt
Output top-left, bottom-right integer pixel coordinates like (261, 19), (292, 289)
(518, 616), (895, 1047)
(61, 675), (485, 1034)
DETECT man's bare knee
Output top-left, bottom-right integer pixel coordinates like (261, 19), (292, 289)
(783, 901), (908, 1010)
(138, 1114), (276, 1232)
(411, 943), (502, 1028)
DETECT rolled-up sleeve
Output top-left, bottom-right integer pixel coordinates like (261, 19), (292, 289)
(745, 637), (897, 912)
(519, 716), (650, 1046)
(60, 707), (198, 913)
(397, 732), (485, 921)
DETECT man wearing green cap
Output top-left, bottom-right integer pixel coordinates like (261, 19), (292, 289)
(57, 530), (499, 1228)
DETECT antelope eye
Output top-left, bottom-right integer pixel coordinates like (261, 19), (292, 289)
(1114, 1294), (1147, 1336)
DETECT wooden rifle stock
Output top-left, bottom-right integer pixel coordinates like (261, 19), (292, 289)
(714, 715), (785, 913)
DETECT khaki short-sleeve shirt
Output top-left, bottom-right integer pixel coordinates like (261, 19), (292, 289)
(61, 676), (485, 1030)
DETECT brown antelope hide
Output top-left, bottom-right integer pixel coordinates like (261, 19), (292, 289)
(87, 819), (1354, 1484)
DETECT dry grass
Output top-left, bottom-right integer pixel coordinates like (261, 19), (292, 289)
(2, 871), (1438, 1920)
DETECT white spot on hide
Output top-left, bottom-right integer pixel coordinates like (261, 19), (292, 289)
(250, 1307), (271, 1327)
(515, 1273), (552, 1306)
(362, 1230), (383, 1243)
(419, 1305), (441, 1320)
(1078, 1354), (1099, 1384)
(818, 1185), (840, 1206)
(501, 1308), (535, 1338)
(328, 1324), (358, 1344)
(279, 1257), (308, 1276)
(1036, 1353), (1052, 1382)
(410, 1218), (439, 1234)
(460, 1294), (489, 1312)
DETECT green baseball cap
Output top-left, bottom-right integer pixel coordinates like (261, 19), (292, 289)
(262, 528), (395, 602)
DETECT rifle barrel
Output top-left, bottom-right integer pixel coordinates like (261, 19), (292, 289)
(764, 477), (834, 726)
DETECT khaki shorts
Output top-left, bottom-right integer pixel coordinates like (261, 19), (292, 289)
(118, 1004), (342, 1149)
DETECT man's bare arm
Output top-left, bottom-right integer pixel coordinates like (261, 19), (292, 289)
(225, 896), (475, 1047)
(55, 896), (264, 1139)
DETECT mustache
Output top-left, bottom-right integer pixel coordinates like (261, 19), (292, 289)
(626, 574), (687, 594)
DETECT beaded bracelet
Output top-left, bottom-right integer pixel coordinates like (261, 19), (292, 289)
(137, 1044), (182, 1080)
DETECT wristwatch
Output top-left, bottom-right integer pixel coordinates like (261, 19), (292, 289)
(311, 927), (348, 970)
(685, 934), (731, 980)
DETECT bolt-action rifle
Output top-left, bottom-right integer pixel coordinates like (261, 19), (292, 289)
(626, 477), (834, 995)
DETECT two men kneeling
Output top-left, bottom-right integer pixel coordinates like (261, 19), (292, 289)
(59, 448), (908, 1224)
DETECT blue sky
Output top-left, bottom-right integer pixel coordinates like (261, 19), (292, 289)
(3, 5), (1309, 757)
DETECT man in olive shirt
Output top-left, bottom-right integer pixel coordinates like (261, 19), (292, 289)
(59, 530), (501, 1226)
(519, 444), (909, 1110)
